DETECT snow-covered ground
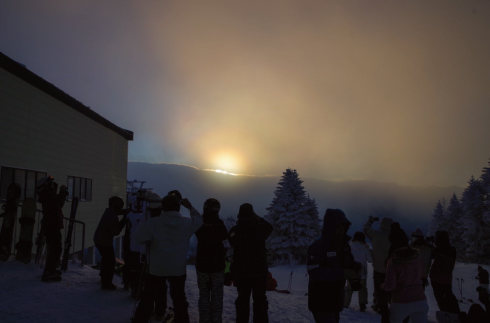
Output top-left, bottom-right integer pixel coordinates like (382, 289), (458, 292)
(0, 259), (484, 323)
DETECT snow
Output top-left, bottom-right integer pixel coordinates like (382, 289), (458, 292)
(0, 259), (484, 322)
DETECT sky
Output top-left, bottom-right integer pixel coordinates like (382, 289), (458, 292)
(1, 0), (489, 187)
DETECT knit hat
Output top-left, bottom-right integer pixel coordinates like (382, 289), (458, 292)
(146, 192), (162, 209)
(237, 203), (255, 218)
(389, 223), (409, 250)
(353, 231), (366, 243)
(412, 227), (424, 238)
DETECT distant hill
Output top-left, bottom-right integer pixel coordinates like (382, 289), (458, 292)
(128, 161), (463, 236)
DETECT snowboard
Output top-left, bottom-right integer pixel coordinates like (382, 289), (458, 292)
(60, 197), (78, 271)
(436, 311), (461, 323)
(0, 183), (22, 261)
(15, 198), (37, 263)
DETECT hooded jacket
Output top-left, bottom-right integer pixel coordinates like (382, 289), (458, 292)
(93, 207), (127, 247)
(363, 217), (393, 274)
(228, 204), (273, 279)
(133, 207), (203, 276)
(350, 240), (373, 279)
(381, 247), (427, 304)
(429, 231), (456, 284)
(307, 209), (359, 313)
(195, 212), (229, 273)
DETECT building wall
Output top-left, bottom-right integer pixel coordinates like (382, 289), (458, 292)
(0, 68), (129, 253)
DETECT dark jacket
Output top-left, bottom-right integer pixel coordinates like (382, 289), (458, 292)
(228, 205), (273, 279)
(195, 212), (229, 273)
(307, 209), (359, 313)
(93, 207), (127, 247)
(38, 189), (68, 232)
(429, 231), (456, 285)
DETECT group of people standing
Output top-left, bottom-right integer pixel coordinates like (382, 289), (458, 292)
(93, 190), (272, 323)
(307, 209), (490, 323)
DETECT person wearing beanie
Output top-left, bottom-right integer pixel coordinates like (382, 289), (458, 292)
(195, 198), (229, 323)
(344, 231), (373, 312)
(410, 227), (433, 291)
(429, 230), (460, 315)
(381, 226), (429, 322)
(132, 193), (203, 323)
(228, 203), (273, 323)
(363, 215), (393, 319)
(307, 209), (362, 323)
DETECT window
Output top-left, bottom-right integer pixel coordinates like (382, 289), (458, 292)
(67, 176), (92, 202)
(0, 166), (47, 201)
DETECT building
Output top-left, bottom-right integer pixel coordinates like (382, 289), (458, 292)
(0, 52), (133, 262)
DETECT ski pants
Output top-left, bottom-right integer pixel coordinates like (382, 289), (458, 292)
(134, 273), (189, 323)
(431, 281), (460, 314)
(373, 271), (391, 323)
(344, 278), (368, 308)
(234, 275), (268, 323)
(197, 270), (224, 323)
(95, 243), (116, 287)
(125, 250), (144, 294)
(311, 311), (340, 323)
(43, 229), (62, 276)
(389, 300), (429, 323)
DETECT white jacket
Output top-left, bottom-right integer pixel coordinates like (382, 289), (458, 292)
(127, 211), (146, 254)
(350, 240), (374, 279)
(134, 207), (203, 276)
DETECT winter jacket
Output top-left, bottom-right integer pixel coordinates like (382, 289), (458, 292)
(381, 247), (427, 304)
(195, 212), (229, 273)
(350, 240), (373, 279)
(266, 272), (278, 291)
(477, 268), (490, 285)
(133, 207), (203, 276)
(307, 209), (361, 313)
(93, 207), (127, 247)
(38, 189), (68, 232)
(410, 237), (433, 279)
(429, 232), (456, 285)
(127, 211), (146, 253)
(363, 217), (393, 274)
(228, 213), (273, 279)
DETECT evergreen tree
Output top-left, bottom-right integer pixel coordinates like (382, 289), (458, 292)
(460, 176), (486, 262)
(305, 194), (322, 240)
(428, 199), (445, 236)
(445, 193), (465, 257)
(265, 168), (320, 264)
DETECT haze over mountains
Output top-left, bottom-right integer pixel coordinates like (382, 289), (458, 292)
(128, 162), (463, 236)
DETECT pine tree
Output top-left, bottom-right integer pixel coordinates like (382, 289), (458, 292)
(460, 176), (486, 262)
(265, 168), (320, 264)
(428, 199), (445, 236)
(445, 193), (465, 257)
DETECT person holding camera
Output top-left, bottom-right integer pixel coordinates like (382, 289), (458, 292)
(307, 208), (362, 323)
(228, 203), (273, 323)
(36, 176), (69, 282)
(381, 225), (429, 322)
(363, 215), (392, 321)
(93, 196), (129, 290)
(132, 193), (203, 323)
(344, 231), (373, 312)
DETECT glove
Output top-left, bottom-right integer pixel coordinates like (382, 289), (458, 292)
(349, 279), (363, 292)
(422, 278), (429, 287)
(344, 269), (358, 280)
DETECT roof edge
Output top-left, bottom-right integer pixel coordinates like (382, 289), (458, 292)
(0, 52), (133, 141)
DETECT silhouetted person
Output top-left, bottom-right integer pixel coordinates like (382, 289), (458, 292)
(228, 203), (273, 323)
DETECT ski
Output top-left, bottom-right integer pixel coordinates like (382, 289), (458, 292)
(15, 198), (38, 264)
(60, 197), (79, 271)
(34, 227), (46, 266)
(0, 183), (22, 261)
